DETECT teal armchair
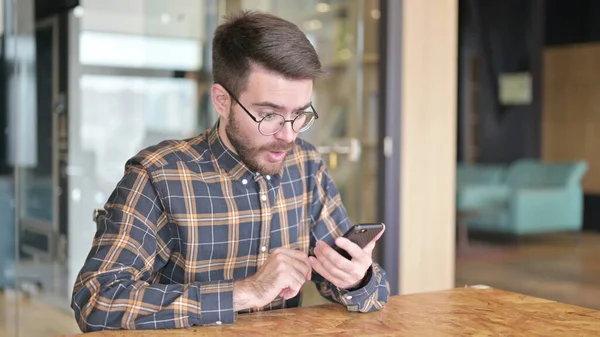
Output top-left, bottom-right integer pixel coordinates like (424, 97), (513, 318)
(456, 163), (506, 212)
(462, 159), (588, 235)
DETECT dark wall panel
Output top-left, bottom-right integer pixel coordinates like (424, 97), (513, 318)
(458, 0), (542, 164)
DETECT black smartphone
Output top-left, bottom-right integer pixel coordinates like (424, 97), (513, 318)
(310, 223), (385, 260)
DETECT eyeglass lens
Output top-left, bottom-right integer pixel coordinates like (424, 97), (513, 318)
(258, 112), (315, 135)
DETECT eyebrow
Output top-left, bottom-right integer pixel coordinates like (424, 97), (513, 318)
(252, 101), (312, 112)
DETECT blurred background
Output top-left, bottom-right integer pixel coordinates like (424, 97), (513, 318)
(1, 0), (599, 336)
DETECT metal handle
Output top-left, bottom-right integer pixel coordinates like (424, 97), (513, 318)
(316, 138), (362, 162)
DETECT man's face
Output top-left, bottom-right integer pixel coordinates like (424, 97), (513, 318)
(224, 67), (313, 175)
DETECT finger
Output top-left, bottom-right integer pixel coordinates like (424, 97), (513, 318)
(363, 241), (377, 256)
(371, 226), (385, 243)
(273, 250), (312, 280)
(280, 287), (300, 300)
(274, 247), (310, 262)
(313, 243), (352, 282)
(273, 265), (305, 300)
(273, 248), (312, 278)
(308, 256), (346, 288)
(362, 225), (386, 256)
(286, 265), (307, 287)
(315, 241), (354, 273)
(284, 269), (306, 296)
(289, 256), (312, 281)
(280, 249), (312, 275)
(288, 257), (312, 283)
(319, 241), (372, 286)
(334, 237), (367, 261)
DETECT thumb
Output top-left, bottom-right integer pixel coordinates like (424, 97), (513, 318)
(364, 241), (376, 256)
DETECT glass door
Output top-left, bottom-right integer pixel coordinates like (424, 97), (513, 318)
(230, 0), (382, 306)
(3, 0), (80, 335)
(15, 15), (62, 295)
(232, 0), (382, 227)
(66, 0), (219, 296)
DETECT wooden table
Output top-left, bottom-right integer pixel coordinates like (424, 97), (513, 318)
(60, 287), (600, 336)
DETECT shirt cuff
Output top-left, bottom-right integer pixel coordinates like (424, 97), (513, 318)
(337, 265), (377, 306)
(198, 280), (237, 326)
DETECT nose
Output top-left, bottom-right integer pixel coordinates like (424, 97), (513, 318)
(274, 122), (296, 144)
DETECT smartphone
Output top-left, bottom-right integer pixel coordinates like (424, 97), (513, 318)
(310, 223), (385, 260)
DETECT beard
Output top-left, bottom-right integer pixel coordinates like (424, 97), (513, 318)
(225, 110), (293, 175)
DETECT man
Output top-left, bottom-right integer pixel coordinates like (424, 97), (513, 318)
(71, 11), (389, 332)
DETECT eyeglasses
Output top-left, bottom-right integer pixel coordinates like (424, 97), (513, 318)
(222, 86), (319, 136)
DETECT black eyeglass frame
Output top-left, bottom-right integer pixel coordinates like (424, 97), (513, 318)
(221, 86), (319, 136)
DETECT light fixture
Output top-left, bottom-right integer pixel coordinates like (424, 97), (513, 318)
(73, 6), (84, 18)
(316, 3), (330, 13)
(303, 20), (323, 31)
(161, 13), (171, 24)
(339, 48), (352, 60)
(371, 9), (381, 20)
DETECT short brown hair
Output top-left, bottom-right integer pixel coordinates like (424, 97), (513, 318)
(212, 11), (324, 97)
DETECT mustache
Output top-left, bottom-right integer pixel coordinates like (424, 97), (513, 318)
(260, 141), (293, 152)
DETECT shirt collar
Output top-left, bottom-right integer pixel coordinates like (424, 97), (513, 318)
(207, 120), (285, 185)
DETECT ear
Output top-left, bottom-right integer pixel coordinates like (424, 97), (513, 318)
(211, 84), (231, 119)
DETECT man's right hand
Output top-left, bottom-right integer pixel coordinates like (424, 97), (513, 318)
(233, 248), (311, 311)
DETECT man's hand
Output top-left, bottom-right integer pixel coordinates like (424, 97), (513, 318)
(233, 248), (311, 311)
(308, 225), (385, 290)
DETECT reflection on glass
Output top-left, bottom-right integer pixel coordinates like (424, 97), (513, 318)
(79, 74), (198, 188)
(79, 31), (201, 70)
(237, 0), (377, 223)
(235, 0), (381, 307)
(69, 74), (199, 296)
(68, 0), (215, 308)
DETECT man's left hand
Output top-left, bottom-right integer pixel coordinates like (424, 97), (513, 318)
(308, 227), (384, 290)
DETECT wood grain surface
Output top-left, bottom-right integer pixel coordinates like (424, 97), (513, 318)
(59, 287), (600, 336)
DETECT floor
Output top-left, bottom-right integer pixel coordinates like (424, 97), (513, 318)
(0, 290), (80, 337)
(456, 231), (600, 310)
(2, 231), (600, 336)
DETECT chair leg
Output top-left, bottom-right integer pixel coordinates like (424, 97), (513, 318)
(573, 231), (582, 245)
(514, 234), (523, 246)
(458, 222), (470, 251)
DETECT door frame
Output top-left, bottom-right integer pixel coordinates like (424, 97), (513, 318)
(377, 0), (402, 296)
(19, 16), (61, 261)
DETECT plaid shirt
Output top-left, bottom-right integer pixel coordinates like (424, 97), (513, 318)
(71, 122), (389, 332)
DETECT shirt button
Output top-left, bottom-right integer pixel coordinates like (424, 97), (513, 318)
(242, 179), (248, 185)
(215, 321), (222, 325)
(266, 175), (271, 180)
(261, 246), (267, 252)
(345, 295), (353, 300)
(261, 194), (267, 201)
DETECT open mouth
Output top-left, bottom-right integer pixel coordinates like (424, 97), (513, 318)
(267, 151), (287, 162)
